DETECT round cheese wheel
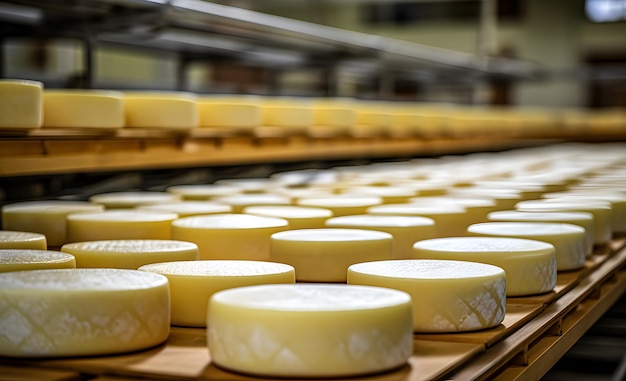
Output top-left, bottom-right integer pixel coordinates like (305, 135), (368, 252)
(412, 237), (556, 296)
(311, 106), (354, 137)
(487, 210), (595, 258)
(1, 201), (104, 247)
(0, 79), (42, 129)
(243, 205), (333, 229)
(516, 200), (612, 244)
(42, 90), (124, 128)
(214, 178), (276, 194)
(136, 202), (231, 217)
(123, 92), (198, 129)
(270, 228), (393, 282)
(449, 188), (522, 209)
(166, 184), (242, 201)
(0, 269), (170, 357)
(207, 284), (413, 378)
(139, 260), (295, 327)
(541, 192), (626, 233)
(89, 191), (181, 209)
(0, 230), (47, 250)
(171, 214), (288, 260)
(368, 203), (467, 237)
(0, 249), (76, 272)
(468, 222), (586, 271)
(60, 240), (198, 269)
(409, 197), (498, 225)
(347, 259), (506, 332)
(198, 98), (262, 133)
(339, 186), (416, 204)
(214, 194), (291, 213)
(261, 99), (313, 135)
(325, 214), (436, 259)
(67, 211), (177, 242)
(297, 197), (382, 217)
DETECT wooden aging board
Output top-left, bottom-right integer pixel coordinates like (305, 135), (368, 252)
(0, 239), (625, 381)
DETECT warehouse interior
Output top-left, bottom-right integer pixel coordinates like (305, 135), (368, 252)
(1, 1), (626, 380)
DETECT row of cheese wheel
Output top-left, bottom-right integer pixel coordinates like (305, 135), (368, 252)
(1, 79), (624, 137)
(1, 142), (625, 378)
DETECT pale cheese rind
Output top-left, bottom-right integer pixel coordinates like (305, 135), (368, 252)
(270, 228), (393, 282)
(347, 259), (506, 332)
(0, 249), (76, 272)
(412, 237), (556, 296)
(139, 260), (295, 327)
(89, 191), (181, 209)
(137, 202), (232, 217)
(123, 92), (198, 129)
(0, 269), (170, 357)
(0, 231), (47, 250)
(368, 203), (468, 237)
(43, 90), (124, 128)
(61, 240), (198, 269)
(243, 205), (333, 229)
(0, 79), (43, 129)
(66, 211), (177, 242)
(207, 284), (413, 378)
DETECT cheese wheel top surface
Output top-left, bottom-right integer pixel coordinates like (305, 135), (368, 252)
(298, 197), (382, 207)
(243, 205), (332, 219)
(0, 231), (46, 246)
(488, 210), (594, 222)
(89, 192), (180, 207)
(516, 199), (611, 211)
(137, 202), (231, 216)
(349, 259), (505, 279)
(212, 283), (410, 311)
(173, 214), (288, 229)
(215, 194), (290, 205)
(139, 260), (294, 277)
(272, 228), (392, 242)
(61, 239), (198, 254)
(67, 210), (178, 222)
(413, 236), (554, 257)
(0, 250), (75, 272)
(0, 268), (167, 290)
(2, 200), (103, 214)
(468, 222), (585, 236)
(166, 184), (240, 198)
(368, 204), (466, 215)
(325, 214), (435, 227)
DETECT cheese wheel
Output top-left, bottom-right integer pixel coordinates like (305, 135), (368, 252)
(412, 237), (556, 296)
(67, 211), (177, 242)
(0, 79), (42, 129)
(0, 268), (170, 357)
(0, 231), (47, 250)
(368, 203), (467, 237)
(1, 201), (104, 247)
(137, 202), (231, 217)
(243, 205), (332, 229)
(42, 90), (124, 128)
(89, 191), (181, 209)
(171, 214), (288, 260)
(468, 222), (586, 271)
(297, 197), (382, 217)
(347, 259), (506, 332)
(541, 192), (626, 233)
(207, 284), (413, 378)
(270, 228), (393, 282)
(311, 106), (354, 136)
(339, 186), (417, 204)
(409, 197), (498, 225)
(487, 210), (595, 257)
(325, 214), (436, 259)
(198, 98), (262, 133)
(262, 99), (313, 135)
(214, 178), (275, 194)
(0, 249), (76, 272)
(123, 92), (198, 129)
(139, 260), (295, 327)
(214, 194), (291, 213)
(166, 184), (241, 200)
(60, 240), (198, 269)
(448, 188), (522, 210)
(354, 110), (393, 137)
(516, 200), (612, 244)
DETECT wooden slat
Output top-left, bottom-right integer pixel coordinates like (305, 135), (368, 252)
(0, 364), (82, 381)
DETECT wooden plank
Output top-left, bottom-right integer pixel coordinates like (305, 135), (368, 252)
(0, 364), (82, 381)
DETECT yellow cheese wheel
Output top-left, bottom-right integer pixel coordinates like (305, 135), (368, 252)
(516, 200), (612, 244)
(297, 196), (382, 217)
(0, 230), (47, 250)
(136, 202), (231, 217)
(166, 184), (241, 200)
(0, 268), (170, 357)
(311, 106), (354, 137)
(214, 194), (291, 213)
(0, 79), (42, 129)
(261, 98), (313, 135)
(123, 92), (198, 129)
(541, 192), (626, 233)
(339, 186), (417, 204)
(60, 240), (198, 269)
(487, 210), (595, 258)
(207, 284), (413, 378)
(348, 259), (506, 332)
(243, 205), (332, 229)
(412, 237), (556, 296)
(42, 90), (124, 128)
(325, 214), (436, 259)
(368, 203), (467, 237)
(270, 228), (393, 282)
(89, 191), (181, 209)
(198, 98), (262, 133)
(171, 214), (288, 260)
(139, 260), (295, 327)
(1, 201), (104, 247)
(67, 211), (177, 242)
(214, 178), (276, 194)
(409, 196), (498, 226)
(468, 222), (586, 271)
(0, 249), (76, 272)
